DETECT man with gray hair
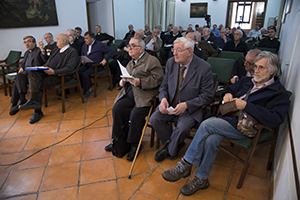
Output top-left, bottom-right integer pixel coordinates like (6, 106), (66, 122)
(150, 37), (214, 162)
(223, 29), (248, 56)
(19, 34), (79, 124)
(161, 51), (289, 196)
(144, 28), (162, 55)
(231, 49), (262, 84)
(185, 32), (203, 58)
(105, 37), (164, 161)
(66, 29), (84, 56)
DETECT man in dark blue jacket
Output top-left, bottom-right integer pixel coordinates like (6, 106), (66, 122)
(79, 31), (114, 98)
(161, 51), (290, 196)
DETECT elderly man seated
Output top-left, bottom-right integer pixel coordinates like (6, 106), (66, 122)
(161, 51), (290, 196)
(144, 28), (162, 56)
(19, 34), (79, 123)
(105, 37), (164, 161)
(223, 29), (248, 56)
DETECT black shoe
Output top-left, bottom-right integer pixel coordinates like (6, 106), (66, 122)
(83, 90), (94, 99)
(19, 100), (41, 110)
(9, 105), (19, 116)
(168, 141), (186, 160)
(107, 83), (116, 90)
(29, 111), (44, 124)
(126, 146), (138, 161)
(105, 143), (113, 152)
(154, 141), (170, 162)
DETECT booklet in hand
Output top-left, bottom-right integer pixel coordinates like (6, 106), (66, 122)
(81, 56), (94, 63)
(25, 66), (48, 71)
(117, 60), (134, 79)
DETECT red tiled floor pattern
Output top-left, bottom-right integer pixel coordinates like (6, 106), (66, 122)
(0, 79), (271, 200)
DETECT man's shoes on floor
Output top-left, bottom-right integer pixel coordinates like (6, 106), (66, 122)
(9, 105), (19, 116)
(168, 141), (186, 160)
(84, 90), (94, 99)
(126, 145), (139, 161)
(154, 141), (170, 162)
(19, 100), (41, 110)
(162, 158), (192, 182)
(29, 111), (44, 124)
(180, 176), (209, 196)
(107, 83), (116, 90)
(105, 143), (113, 152)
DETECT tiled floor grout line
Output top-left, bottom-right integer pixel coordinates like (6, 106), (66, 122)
(35, 111), (64, 200)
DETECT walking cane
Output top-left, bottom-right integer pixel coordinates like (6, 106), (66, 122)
(128, 105), (153, 179)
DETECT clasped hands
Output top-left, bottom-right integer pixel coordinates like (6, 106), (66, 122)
(223, 93), (247, 110)
(119, 77), (140, 87)
(159, 98), (187, 115)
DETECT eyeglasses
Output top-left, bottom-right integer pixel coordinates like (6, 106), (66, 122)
(254, 65), (267, 71)
(244, 60), (254, 65)
(127, 44), (141, 49)
(171, 48), (189, 53)
(23, 40), (32, 44)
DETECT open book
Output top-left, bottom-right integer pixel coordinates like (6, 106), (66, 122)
(117, 60), (134, 79)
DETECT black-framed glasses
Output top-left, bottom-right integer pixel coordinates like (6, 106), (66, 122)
(171, 48), (189, 53)
(127, 44), (141, 49)
(244, 60), (254, 65)
(254, 65), (267, 71)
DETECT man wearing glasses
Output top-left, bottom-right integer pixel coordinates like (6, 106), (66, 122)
(231, 49), (262, 84)
(150, 37), (214, 162)
(105, 37), (164, 161)
(9, 36), (47, 116)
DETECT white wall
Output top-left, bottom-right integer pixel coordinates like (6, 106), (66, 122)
(113, 0), (145, 40)
(0, 0), (88, 58)
(264, 0), (281, 28)
(273, 0), (300, 199)
(175, 0), (227, 29)
(88, 0), (114, 37)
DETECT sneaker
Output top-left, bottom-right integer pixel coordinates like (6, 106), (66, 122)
(180, 176), (209, 196)
(84, 90), (94, 99)
(162, 158), (192, 182)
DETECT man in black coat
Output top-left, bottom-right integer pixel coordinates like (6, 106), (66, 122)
(223, 30), (248, 56)
(9, 36), (47, 116)
(19, 34), (79, 124)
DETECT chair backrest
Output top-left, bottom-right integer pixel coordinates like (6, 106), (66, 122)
(6, 51), (22, 64)
(219, 51), (244, 60)
(114, 39), (125, 47)
(207, 57), (235, 85)
(255, 47), (277, 53)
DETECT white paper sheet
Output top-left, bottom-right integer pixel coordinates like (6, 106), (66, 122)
(117, 60), (134, 79)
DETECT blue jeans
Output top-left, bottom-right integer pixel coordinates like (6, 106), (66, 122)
(184, 117), (249, 179)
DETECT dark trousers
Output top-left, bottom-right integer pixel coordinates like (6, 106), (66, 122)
(109, 59), (130, 85)
(29, 71), (61, 104)
(11, 71), (28, 105)
(160, 47), (173, 65)
(112, 88), (150, 144)
(149, 107), (197, 156)
(78, 64), (104, 92)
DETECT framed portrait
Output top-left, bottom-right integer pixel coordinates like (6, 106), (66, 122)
(190, 3), (208, 18)
(0, 0), (59, 29)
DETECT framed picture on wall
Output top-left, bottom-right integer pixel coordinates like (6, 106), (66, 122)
(0, 0), (59, 29)
(190, 3), (208, 18)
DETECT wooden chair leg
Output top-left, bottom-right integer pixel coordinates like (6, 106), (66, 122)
(267, 143), (275, 170)
(237, 148), (256, 189)
(150, 127), (155, 147)
(94, 66), (97, 97)
(44, 89), (48, 107)
(156, 134), (160, 149)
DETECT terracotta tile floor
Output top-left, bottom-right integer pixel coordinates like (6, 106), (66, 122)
(0, 79), (271, 200)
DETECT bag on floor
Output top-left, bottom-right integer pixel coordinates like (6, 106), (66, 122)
(112, 124), (131, 158)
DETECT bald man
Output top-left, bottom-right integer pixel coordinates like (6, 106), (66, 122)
(19, 34), (79, 124)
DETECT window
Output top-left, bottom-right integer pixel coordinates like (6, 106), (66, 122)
(235, 2), (253, 24)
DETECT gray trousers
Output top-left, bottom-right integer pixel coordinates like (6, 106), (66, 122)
(149, 107), (197, 156)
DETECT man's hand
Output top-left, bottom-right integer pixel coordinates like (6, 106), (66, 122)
(119, 79), (126, 87)
(159, 98), (169, 114)
(233, 98), (247, 110)
(124, 47), (129, 52)
(81, 60), (86, 65)
(38, 38), (45, 54)
(101, 40), (109, 44)
(153, 36), (157, 42)
(100, 59), (107, 66)
(230, 77), (238, 84)
(44, 67), (55, 75)
(173, 102), (187, 115)
(127, 77), (140, 87)
(223, 93), (233, 103)
(18, 68), (24, 73)
(117, 48), (121, 52)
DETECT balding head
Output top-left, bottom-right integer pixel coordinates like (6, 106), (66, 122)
(186, 33), (197, 44)
(134, 29), (144, 38)
(56, 34), (69, 49)
(194, 31), (201, 42)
